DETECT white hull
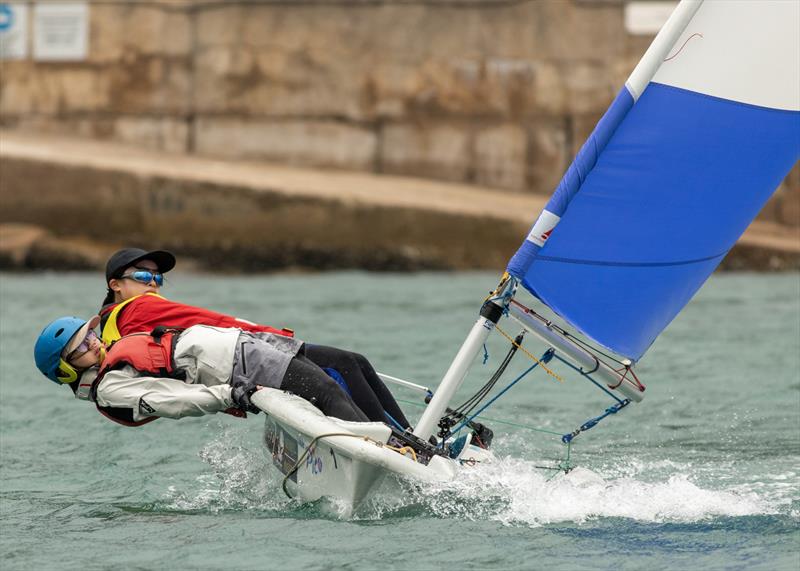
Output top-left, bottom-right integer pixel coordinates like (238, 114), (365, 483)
(250, 389), (491, 514)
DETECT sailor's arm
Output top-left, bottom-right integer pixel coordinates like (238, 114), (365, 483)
(95, 367), (235, 421)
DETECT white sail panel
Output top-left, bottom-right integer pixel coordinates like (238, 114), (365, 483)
(651, 0), (800, 111)
(506, 0), (800, 361)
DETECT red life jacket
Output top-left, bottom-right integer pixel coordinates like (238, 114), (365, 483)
(99, 294), (294, 344)
(90, 328), (181, 427)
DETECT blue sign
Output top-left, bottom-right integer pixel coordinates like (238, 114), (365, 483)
(0, 4), (14, 32)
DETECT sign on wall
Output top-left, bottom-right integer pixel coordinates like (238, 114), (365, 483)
(0, 2), (29, 60)
(33, 2), (88, 61)
(625, 1), (677, 35)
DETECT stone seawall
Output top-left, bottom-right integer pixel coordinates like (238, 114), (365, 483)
(0, 131), (543, 271)
(1, 131), (798, 273)
(2, 0), (797, 225)
(1, 0), (634, 194)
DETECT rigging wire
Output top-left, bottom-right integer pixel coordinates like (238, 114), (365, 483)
(449, 331), (522, 419)
(495, 323), (562, 381)
(446, 349), (556, 441)
(509, 298), (628, 367)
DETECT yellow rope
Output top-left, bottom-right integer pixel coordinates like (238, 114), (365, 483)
(494, 324), (563, 382)
(482, 272), (561, 382)
(384, 445), (418, 462)
(484, 272), (511, 303)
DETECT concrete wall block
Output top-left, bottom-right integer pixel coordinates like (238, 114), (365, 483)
(190, 1), (622, 122)
(0, 59), (189, 117)
(405, 59), (612, 121)
(195, 118), (377, 170)
(194, 45), (362, 119)
(0, 64), (40, 115)
(90, 4), (192, 63)
(563, 63), (617, 115)
(473, 124), (528, 191)
(195, 4), (246, 47)
(107, 53), (192, 114)
(0, 115), (187, 153)
(407, 61), (487, 117)
(113, 117), (189, 153)
(529, 62), (568, 116)
(0, 65), (110, 115)
(380, 123), (471, 182)
(364, 65), (417, 120)
(526, 119), (569, 195)
(534, 1), (625, 62)
(759, 192), (781, 223)
(0, 158), (146, 236)
(0, 116), (102, 140)
(570, 111), (604, 157)
(408, 58), (546, 120)
(777, 164), (800, 226)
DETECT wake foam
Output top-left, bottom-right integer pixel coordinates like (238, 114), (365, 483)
(160, 428), (789, 525)
(161, 425), (291, 513)
(361, 455), (778, 526)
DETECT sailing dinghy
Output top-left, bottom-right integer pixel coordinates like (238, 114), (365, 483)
(255, 0), (800, 513)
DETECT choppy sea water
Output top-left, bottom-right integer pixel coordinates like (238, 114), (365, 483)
(1, 271), (798, 571)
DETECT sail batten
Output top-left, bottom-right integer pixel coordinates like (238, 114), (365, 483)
(507, 0), (800, 361)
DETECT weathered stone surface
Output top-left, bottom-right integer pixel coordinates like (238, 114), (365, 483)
(112, 117), (190, 153)
(0, 224), (49, 268)
(0, 223), (114, 271)
(473, 123), (527, 190)
(0, 0), (797, 224)
(106, 53), (192, 115)
(0, 0), (627, 190)
(0, 115), (188, 153)
(778, 165), (800, 226)
(0, 131), (536, 272)
(1, 131), (797, 273)
(526, 119), (570, 195)
(195, 119), (377, 170)
(90, 4), (192, 62)
(380, 123), (471, 182)
(0, 64), (111, 115)
(721, 243), (800, 272)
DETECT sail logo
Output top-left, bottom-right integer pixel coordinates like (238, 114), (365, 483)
(526, 210), (561, 247)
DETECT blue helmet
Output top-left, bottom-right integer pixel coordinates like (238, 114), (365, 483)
(34, 317), (88, 384)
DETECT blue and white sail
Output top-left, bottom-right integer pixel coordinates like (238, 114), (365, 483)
(507, 0), (800, 362)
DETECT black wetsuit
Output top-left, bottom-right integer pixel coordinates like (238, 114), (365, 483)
(303, 345), (412, 429)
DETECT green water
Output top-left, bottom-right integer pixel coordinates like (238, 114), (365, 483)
(1, 271), (798, 570)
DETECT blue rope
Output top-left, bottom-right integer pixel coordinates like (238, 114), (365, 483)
(551, 354), (624, 404)
(547, 354), (632, 443)
(482, 343), (489, 364)
(384, 411), (406, 431)
(447, 349), (554, 440)
(561, 399), (630, 443)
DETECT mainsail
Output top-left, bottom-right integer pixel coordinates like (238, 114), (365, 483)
(507, 0), (800, 361)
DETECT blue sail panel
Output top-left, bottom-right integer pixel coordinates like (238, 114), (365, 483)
(507, 88), (634, 277)
(508, 82), (800, 361)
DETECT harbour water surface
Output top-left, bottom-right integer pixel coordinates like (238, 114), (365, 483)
(1, 271), (798, 570)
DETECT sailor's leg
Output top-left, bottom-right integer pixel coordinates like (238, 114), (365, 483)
(352, 352), (412, 429)
(304, 345), (411, 428)
(280, 354), (370, 423)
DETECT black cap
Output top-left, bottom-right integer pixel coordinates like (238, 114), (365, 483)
(105, 248), (176, 282)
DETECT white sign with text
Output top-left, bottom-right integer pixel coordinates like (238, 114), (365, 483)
(33, 2), (88, 61)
